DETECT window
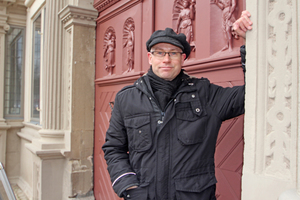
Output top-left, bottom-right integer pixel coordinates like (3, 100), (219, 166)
(4, 27), (25, 119)
(31, 14), (42, 122)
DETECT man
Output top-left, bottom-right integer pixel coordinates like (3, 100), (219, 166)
(103, 11), (252, 200)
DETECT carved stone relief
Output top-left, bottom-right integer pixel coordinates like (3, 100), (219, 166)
(213, 0), (237, 52)
(94, 0), (121, 12)
(123, 18), (135, 72)
(59, 5), (98, 28)
(265, 0), (293, 178)
(65, 28), (72, 130)
(103, 27), (116, 75)
(33, 161), (41, 200)
(173, 0), (196, 51)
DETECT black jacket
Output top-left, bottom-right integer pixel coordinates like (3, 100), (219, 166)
(102, 72), (245, 200)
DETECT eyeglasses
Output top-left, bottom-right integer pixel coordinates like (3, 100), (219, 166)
(150, 51), (183, 59)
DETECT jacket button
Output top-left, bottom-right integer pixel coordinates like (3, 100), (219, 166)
(158, 120), (163, 124)
(191, 94), (195, 98)
(127, 194), (130, 198)
(195, 108), (200, 112)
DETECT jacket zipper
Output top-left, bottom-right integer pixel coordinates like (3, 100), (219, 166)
(161, 111), (165, 122)
(138, 77), (196, 199)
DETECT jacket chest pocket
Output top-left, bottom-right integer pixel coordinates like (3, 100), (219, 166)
(124, 114), (152, 152)
(175, 102), (207, 145)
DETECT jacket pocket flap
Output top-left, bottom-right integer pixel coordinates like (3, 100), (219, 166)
(190, 101), (207, 117)
(176, 102), (207, 122)
(124, 114), (150, 129)
(174, 173), (217, 193)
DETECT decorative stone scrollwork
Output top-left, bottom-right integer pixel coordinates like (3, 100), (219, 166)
(123, 18), (135, 72)
(3, 24), (10, 32)
(213, 0), (237, 52)
(33, 161), (41, 199)
(0, 23), (10, 34)
(59, 5), (98, 29)
(173, 0), (196, 51)
(265, 0), (293, 178)
(103, 27), (116, 75)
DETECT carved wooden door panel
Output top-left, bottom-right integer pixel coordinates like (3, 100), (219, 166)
(94, 0), (245, 199)
(93, 1), (153, 199)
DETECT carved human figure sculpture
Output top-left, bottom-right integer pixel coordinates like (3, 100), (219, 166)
(175, 0), (196, 50)
(123, 22), (135, 72)
(103, 31), (116, 75)
(214, 0), (237, 51)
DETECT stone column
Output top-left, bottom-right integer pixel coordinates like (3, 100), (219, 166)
(243, 0), (300, 199)
(0, 7), (11, 167)
(27, 1), (65, 153)
(39, 0), (65, 140)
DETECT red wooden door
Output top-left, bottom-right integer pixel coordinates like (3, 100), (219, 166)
(94, 0), (245, 199)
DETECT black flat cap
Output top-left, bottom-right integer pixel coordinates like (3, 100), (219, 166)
(146, 28), (191, 59)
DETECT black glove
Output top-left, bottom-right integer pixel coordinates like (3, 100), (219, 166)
(240, 45), (246, 73)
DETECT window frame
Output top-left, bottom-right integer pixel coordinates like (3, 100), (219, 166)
(4, 26), (26, 119)
(30, 8), (45, 125)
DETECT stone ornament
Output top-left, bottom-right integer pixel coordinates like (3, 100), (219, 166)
(103, 27), (116, 75)
(265, 0), (293, 176)
(173, 0), (196, 51)
(123, 18), (135, 72)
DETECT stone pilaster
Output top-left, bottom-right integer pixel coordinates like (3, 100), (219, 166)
(59, 4), (97, 198)
(243, 0), (300, 199)
(0, 9), (10, 124)
(0, 5), (11, 167)
(279, 1), (300, 199)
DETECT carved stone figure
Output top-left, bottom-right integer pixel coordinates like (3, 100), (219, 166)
(214, 0), (237, 51)
(123, 18), (135, 72)
(174, 0), (196, 50)
(103, 28), (116, 75)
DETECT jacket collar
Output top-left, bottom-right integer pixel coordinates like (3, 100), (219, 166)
(134, 70), (197, 97)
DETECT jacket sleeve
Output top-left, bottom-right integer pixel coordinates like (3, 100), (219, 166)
(208, 83), (245, 121)
(208, 45), (246, 121)
(102, 92), (139, 197)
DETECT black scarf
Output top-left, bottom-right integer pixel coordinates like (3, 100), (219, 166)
(147, 67), (183, 111)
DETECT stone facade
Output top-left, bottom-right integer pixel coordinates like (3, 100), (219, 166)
(243, 0), (300, 199)
(0, 0), (97, 199)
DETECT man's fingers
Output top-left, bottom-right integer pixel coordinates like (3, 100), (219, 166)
(232, 10), (253, 39)
(234, 14), (252, 32)
(233, 19), (246, 32)
(241, 10), (251, 17)
(232, 20), (246, 39)
(241, 10), (253, 29)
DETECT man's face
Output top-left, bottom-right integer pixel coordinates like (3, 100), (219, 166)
(147, 43), (186, 81)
